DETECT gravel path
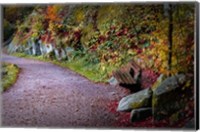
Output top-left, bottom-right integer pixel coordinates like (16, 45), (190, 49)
(1, 54), (129, 128)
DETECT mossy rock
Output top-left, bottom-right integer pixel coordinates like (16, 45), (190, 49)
(117, 88), (152, 112)
(130, 108), (152, 122)
(151, 74), (166, 90)
(152, 74), (187, 120)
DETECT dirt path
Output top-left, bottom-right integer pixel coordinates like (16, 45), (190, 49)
(1, 54), (129, 128)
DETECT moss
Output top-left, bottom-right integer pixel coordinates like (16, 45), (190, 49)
(151, 74), (166, 90)
(130, 99), (149, 109)
(152, 94), (158, 109)
(1, 62), (20, 91)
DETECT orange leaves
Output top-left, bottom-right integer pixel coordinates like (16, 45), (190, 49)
(45, 5), (61, 23)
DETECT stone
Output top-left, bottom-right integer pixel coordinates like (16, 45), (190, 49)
(54, 49), (60, 60)
(117, 88), (152, 112)
(35, 43), (42, 56)
(108, 76), (119, 85)
(46, 44), (54, 54)
(16, 45), (25, 53)
(60, 48), (67, 60)
(39, 42), (47, 55)
(31, 41), (36, 55)
(8, 42), (15, 53)
(152, 74), (187, 120)
(24, 47), (32, 55)
(8, 42), (25, 54)
(130, 108), (152, 122)
(151, 74), (166, 90)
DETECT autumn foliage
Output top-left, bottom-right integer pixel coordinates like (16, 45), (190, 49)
(7, 4), (195, 79)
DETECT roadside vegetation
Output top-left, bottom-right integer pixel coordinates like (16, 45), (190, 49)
(1, 62), (20, 91)
(12, 52), (116, 82)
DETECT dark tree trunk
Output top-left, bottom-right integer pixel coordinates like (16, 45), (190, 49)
(168, 4), (173, 75)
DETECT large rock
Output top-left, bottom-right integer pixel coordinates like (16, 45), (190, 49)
(152, 74), (187, 120)
(8, 42), (25, 54)
(31, 40), (36, 55)
(151, 74), (166, 90)
(39, 41), (48, 55)
(8, 42), (18, 53)
(130, 108), (152, 122)
(117, 88), (152, 112)
(45, 43), (54, 54)
(35, 42), (42, 55)
(24, 47), (32, 55)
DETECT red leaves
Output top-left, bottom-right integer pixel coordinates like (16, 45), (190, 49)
(107, 100), (118, 113)
(115, 28), (129, 36)
(139, 39), (146, 44)
(73, 30), (81, 40)
(128, 34), (135, 38)
(132, 116), (154, 128)
(106, 101), (132, 127)
(98, 35), (107, 43)
(136, 49), (143, 54)
(123, 28), (128, 35)
(141, 69), (160, 88)
(63, 31), (69, 37)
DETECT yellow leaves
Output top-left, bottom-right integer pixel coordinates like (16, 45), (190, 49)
(74, 7), (85, 23)
(32, 32), (38, 38)
(48, 22), (55, 32)
(57, 24), (62, 28)
(159, 67), (171, 76)
(101, 65), (106, 71)
(172, 56), (178, 66)
(76, 11), (85, 23)
(127, 49), (135, 55)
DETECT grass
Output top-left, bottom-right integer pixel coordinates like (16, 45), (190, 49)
(1, 62), (20, 91)
(12, 53), (116, 83)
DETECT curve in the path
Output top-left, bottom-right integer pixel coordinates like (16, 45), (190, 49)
(1, 54), (129, 128)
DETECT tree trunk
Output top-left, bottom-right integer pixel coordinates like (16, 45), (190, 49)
(168, 4), (173, 76)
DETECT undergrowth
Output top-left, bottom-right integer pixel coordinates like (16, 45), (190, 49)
(1, 62), (20, 91)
